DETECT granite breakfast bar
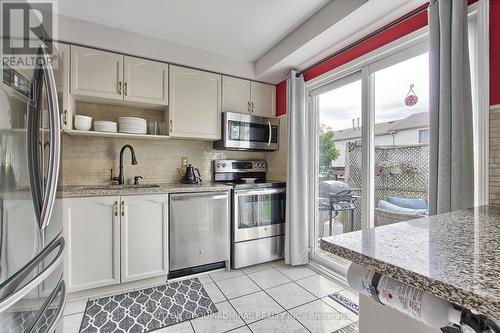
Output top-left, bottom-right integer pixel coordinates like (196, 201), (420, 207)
(320, 205), (500, 332)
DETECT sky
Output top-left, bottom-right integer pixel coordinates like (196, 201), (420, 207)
(319, 52), (429, 131)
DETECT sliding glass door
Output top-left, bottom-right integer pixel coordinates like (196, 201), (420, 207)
(309, 42), (430, 269)
(371, 53), (430, 227)
(306, 2), (486, 278)
(313, 73), (363, 241)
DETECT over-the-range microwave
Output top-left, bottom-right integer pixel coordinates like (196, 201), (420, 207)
(214, 112), (279, 151)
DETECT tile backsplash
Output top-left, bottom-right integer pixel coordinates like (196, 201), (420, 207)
(62, 103), (287, 185)
(490, 105), (500, 205)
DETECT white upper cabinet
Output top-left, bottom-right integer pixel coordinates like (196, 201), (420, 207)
(54, 43), (73, 130)
(222, 76), (251, 114)
(169, 65), (221, 140)
(120, 195), (168, 283)
(71, 46), (123, 101)
(221, 76), (276, 117)
(70, 46), (168, 107)
(123, 56), (168, 105)
(251, 82), (276, 117)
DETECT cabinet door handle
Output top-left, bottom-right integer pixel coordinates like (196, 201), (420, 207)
(114, 201), (118, 216)
(169, 120), (173, 132)
(251, 102), (254, 113)
(118, 81), (122, 95)
(121, 201), (125, 216)
(247, 101), (251, 113)
(124, 82), (128, 96)
(62, 110), (68, 126)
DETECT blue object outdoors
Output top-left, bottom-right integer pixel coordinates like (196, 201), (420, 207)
(379, 199), (428, 216)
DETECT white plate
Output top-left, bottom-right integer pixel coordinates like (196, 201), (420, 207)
(119, 117), (146, 125)
(119, 126), (146, 132)
(119, 129), (147, 134)
(94, 120), (116, 126)
(94, 123), (117, 133)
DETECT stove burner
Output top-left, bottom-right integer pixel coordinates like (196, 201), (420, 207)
(213, 159), (285, 190)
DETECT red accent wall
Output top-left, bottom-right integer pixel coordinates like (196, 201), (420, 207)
(275, 80), (287, 117)
(491, 0), (500, 105)
(275, 0), (498, 114)
(303, 5), (428, 82)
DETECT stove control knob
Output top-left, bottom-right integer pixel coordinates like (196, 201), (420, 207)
(221, 163), (227, 168)
(216, 163), (221, 168)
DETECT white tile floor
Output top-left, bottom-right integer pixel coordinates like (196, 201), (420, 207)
(62, 261), (358, 333)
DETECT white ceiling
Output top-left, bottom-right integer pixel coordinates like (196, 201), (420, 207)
(57, 0), (329, 61)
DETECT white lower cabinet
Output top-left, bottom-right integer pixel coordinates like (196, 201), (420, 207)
(121, 194), (168, 283)
(62, 195), (168, 292)
(63, 196), (121, 292)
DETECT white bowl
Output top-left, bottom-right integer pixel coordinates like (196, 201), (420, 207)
(74, 115), (92, 131)
(94, 121), (117, 133)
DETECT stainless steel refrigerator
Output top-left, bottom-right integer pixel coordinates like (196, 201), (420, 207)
(0, 45), (66, 332)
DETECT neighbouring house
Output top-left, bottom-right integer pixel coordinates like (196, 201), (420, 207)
(331, 112), (429, 171)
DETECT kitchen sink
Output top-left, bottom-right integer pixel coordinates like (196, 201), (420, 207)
(126, 184), (161, 189)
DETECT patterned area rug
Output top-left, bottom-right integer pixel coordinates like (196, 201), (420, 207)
(328, 292), (359, 315)
(334, 322), (359, 333)
(79, 278), (217, 333)
(0, 308), (56, 333)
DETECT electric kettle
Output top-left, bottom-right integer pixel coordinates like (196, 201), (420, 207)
(178, 164), (202, 184)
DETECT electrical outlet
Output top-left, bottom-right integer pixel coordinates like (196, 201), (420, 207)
(181, 157), (188, 167)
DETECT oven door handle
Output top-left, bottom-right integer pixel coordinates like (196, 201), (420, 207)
(234, 188), (286, 196)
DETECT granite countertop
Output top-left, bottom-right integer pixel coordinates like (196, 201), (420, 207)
(320, 205), (500, 320)
(59, 182), (233, 198)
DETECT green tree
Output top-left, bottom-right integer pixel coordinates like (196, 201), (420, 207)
(319, 129), (340, 176)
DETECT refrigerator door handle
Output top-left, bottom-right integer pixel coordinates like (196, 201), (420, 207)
(27, 278), (66, 333)
(39, 44), (61, 230)
(0, 235), (65, 313)
(27, 87), (43, 228)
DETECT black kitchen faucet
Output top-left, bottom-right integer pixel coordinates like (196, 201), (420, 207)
(111, 144), (138, 185)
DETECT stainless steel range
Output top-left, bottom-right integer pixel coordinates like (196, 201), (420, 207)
(214, 159), (286, 268)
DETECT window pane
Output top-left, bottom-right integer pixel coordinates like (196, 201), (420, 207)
(372, 53), (430, 227)
(316, 78), (362, 252)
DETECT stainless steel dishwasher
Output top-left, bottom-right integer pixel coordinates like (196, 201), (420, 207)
(169, 191), (230, 278)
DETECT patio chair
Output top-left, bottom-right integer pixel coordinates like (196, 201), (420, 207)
(374, 207), (425, 227)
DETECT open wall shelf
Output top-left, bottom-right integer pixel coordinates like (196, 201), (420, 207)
(63, 129), (170, 140)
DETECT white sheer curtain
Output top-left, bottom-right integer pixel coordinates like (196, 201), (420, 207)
(285, 70), (309, 265)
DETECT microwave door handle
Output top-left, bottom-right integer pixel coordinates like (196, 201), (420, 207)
(39, 45), (61, 230)
(267, 121), (272, 146)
